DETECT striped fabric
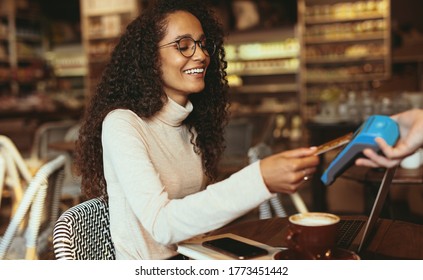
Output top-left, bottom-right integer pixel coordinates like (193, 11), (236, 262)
(52, 197), (116, 260)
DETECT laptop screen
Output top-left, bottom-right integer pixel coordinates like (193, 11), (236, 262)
(357, 166), (398, 252)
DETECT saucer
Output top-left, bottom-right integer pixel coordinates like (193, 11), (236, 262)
(273, 248), (360, 260)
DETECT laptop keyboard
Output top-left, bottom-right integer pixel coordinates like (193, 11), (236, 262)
(336, 219), (366, 249)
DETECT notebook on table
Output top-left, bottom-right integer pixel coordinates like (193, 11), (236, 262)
(336, 166), (397, 253)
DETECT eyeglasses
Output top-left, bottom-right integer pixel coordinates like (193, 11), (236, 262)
(158, 37), (216, 58)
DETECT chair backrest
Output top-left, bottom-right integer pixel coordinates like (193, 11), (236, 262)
(30, 120), (77, 160)
(249, 142), (309, 218)
(64, 123), (81, 142)
(0, 155), (5, 208)
(0, 154), (66, 260)
(28, 121), (82, 208)
(52, 197), (116, 260)
(0, 135), (33, 204)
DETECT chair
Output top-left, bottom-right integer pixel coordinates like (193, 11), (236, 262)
(52, 197), (116, 260)
(28, 121), (82, 210)
(0, 156), (5, 209)
(0, 154), (66, 260)
(248, 142), (309, 219)
(28, 120), (77, 161)
(60, 123), (82, 208)
(0, 135), (33, 214)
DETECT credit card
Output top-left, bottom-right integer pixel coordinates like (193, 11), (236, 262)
(315, 133), (353, 155)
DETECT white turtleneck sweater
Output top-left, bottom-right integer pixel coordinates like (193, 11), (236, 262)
(102, 97), (273, 259)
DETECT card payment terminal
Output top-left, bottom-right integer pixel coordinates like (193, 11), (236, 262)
(321, 115), (400, 186)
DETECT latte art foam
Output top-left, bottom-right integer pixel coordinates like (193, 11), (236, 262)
(290, 213), (339, 226)
(293, 217), (336, 226)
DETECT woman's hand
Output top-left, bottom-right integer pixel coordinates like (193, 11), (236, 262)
(260, 147), (319, 194)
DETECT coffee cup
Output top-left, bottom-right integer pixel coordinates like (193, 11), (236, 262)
(285, 212), (340, 259)
(400, 149), (422, 169)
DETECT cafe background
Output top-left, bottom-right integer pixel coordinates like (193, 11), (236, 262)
(1, 0), (423, 254)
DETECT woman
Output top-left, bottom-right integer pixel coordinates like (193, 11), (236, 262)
(75, 0), (319, 259)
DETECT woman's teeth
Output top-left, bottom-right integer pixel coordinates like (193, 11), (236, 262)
(184, 68), (204, 74)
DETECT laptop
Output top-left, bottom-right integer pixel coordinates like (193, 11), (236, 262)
(335, 165), (398, 253)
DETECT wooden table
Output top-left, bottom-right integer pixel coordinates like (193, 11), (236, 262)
(210, 217), (423, 259)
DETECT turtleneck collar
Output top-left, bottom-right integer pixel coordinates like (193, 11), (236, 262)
(155, 96), (193, 127)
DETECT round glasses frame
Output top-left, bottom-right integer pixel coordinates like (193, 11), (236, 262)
(158, 37), (216, 58)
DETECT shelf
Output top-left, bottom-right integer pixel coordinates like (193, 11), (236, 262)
(226, 46), (299, 75)
(229, 101), (300, 117)
(227, 57), (298, 76)
(228, 68), (297, 76)
(48, 45), (87, 79)
(304, 32), (386, 44)
(81, 0), (137, 16)
(87, 35), (122, 41)
(306, 54), (387, 64)
(305, 73), (389, 83)
(226, 30), (299, 83)
(229, 83), (298, 94)
(298, 0), (391, 123)
(82, 6), (137, 17)
(0, 0), (47, 97)
(225, 28), (299, 65)
(226, 43), (299, 61)
(55, 68), (87, 77)
(228, 52), (299, 61)
(225, 26), (301, 145)
(84, 8), (136, 17)
(305, 12), (387, 25)
(80, 0), (140, 98)
(226, 27), (297, 45)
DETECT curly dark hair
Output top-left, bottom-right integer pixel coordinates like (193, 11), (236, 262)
(74, 0), (229, 199)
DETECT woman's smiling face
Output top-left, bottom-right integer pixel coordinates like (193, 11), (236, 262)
(158, 10), (210, 106)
